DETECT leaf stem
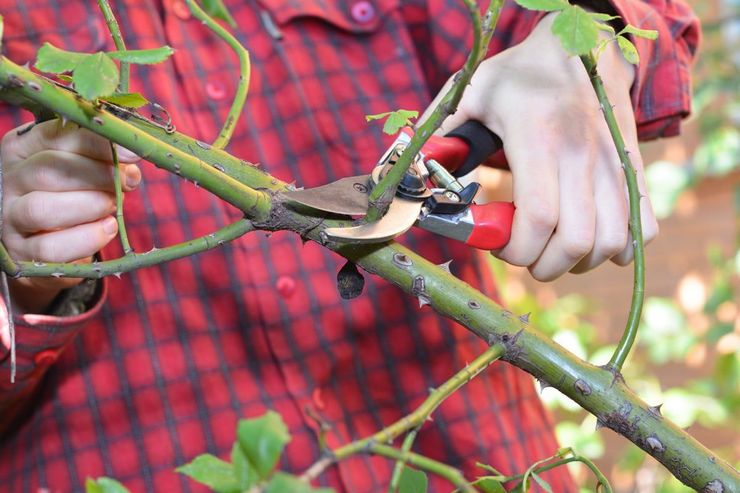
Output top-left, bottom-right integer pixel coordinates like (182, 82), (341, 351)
(364, 0), (504, 222)
(579, 52), (645, 372)
(387, 429), (418, 492)
(96, 0), (130, 92)
(185, 0), (250, 150)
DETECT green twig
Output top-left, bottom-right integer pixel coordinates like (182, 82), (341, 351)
(370, 443), (475, 493)
(185, 0), (250, 150)
(503, 451), (612, 492)
(96, 0), (129, 92)
(579, 52), (645, 372)
(0, 219), (254, 279)
(109, 144), (132, 255)
(302, 344), (505, 486)
(364, 0), (504, 221)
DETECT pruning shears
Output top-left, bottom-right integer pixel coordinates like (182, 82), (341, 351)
(285, 121), (515, 250)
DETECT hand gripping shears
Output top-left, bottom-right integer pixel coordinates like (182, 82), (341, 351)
(285, 121), (515, 250)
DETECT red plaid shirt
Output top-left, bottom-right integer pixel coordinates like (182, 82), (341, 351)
(0, 1), (698, 492)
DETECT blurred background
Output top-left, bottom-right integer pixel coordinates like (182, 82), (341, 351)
(480, 0), (739, 490)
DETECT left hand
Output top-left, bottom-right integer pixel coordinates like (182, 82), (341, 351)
(423, 13), (658, 281)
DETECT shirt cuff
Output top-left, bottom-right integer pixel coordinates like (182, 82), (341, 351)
(0, 277), (107, 383)
(606, 0), (701, 140)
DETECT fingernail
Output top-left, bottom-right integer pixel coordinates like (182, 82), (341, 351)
(102, 216), (118, 235)
(125, 165), (141, 189)
(116, 145), (139, 162)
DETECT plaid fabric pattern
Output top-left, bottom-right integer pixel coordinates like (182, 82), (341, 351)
(0, 1), (697, 492)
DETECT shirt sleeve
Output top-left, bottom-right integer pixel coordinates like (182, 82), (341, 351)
(607, 0), (701, 140)
(510, 0), (700, 140)
(0, 278), (107, 436)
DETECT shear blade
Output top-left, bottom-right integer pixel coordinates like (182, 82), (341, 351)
(324, 196), (423, 244)
(284, 175), (371, 216)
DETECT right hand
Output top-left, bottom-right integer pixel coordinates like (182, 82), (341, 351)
(1, 119), (141, 313)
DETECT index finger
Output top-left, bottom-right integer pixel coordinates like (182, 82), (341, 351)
(2, 119), (139, 164)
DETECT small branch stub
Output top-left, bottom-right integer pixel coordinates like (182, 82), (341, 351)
(336, 260), (365, 300)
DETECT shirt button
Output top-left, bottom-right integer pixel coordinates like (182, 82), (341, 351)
(172, 1), (191, 20)
(350, 1), (376, 24)
(34, 349), (58, 366)
(205, 80), (227, 101)
(276, 275), (296, 298)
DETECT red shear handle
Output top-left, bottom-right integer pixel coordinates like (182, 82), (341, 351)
(466, 201), (515, 250)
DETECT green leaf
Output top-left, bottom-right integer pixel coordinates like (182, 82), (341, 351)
(72, 52), (120, 100)
(103, 92), (150, 108)
(532, 473), (554, 493)
(176, 454), (241, 493)
(398, 466), (428, 493)
(551, 6), (601, 56)
(512, 0), (568, 12)
(202, 0), (237, 28)
(470, 477), (506, 493)
(231, 442), (257, 491)
(589, 12), (620, 22)
(620, 24), (659, 40)
(265, 472), (335, 493)
(35, 42), (87, 74)
(107, 46), (175, 65)
(365, 109), (419, 135)
(237, 411), (291, 480)
(85, 477), (131, 493)
(617, 35), (640, 65)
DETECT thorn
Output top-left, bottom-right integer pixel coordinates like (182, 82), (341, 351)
(437, 260), (453, 273)
(147, 246), (160, 254)
(595, 420), (605, 431)
(648, 403), (663, 417)
(61, 115), (69, 127)
(113, 272), (122, 279)
(50, 272), (64, 278)
(645, 436), (665, 453)
(574, 379), (592, 395)
(518, 312), (530, 324)
(536, 379), (551, 393)
(418, 296), (431, 308)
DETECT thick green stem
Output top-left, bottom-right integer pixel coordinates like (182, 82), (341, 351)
(579, 52), (645, 372)
(96, 0), (129, 92)
(184, 0), (250, 150)
(365, 0), (503, 221)
(0, 58), (269, 217)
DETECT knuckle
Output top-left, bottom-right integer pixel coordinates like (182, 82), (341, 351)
(562, 233), (594, 259)
(21, 195), (49, 228)
(600, 230), (629, 256)
(1, 130), (19, 162)
(522, 205), (558, 231)
(33, 238), (59, 262)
